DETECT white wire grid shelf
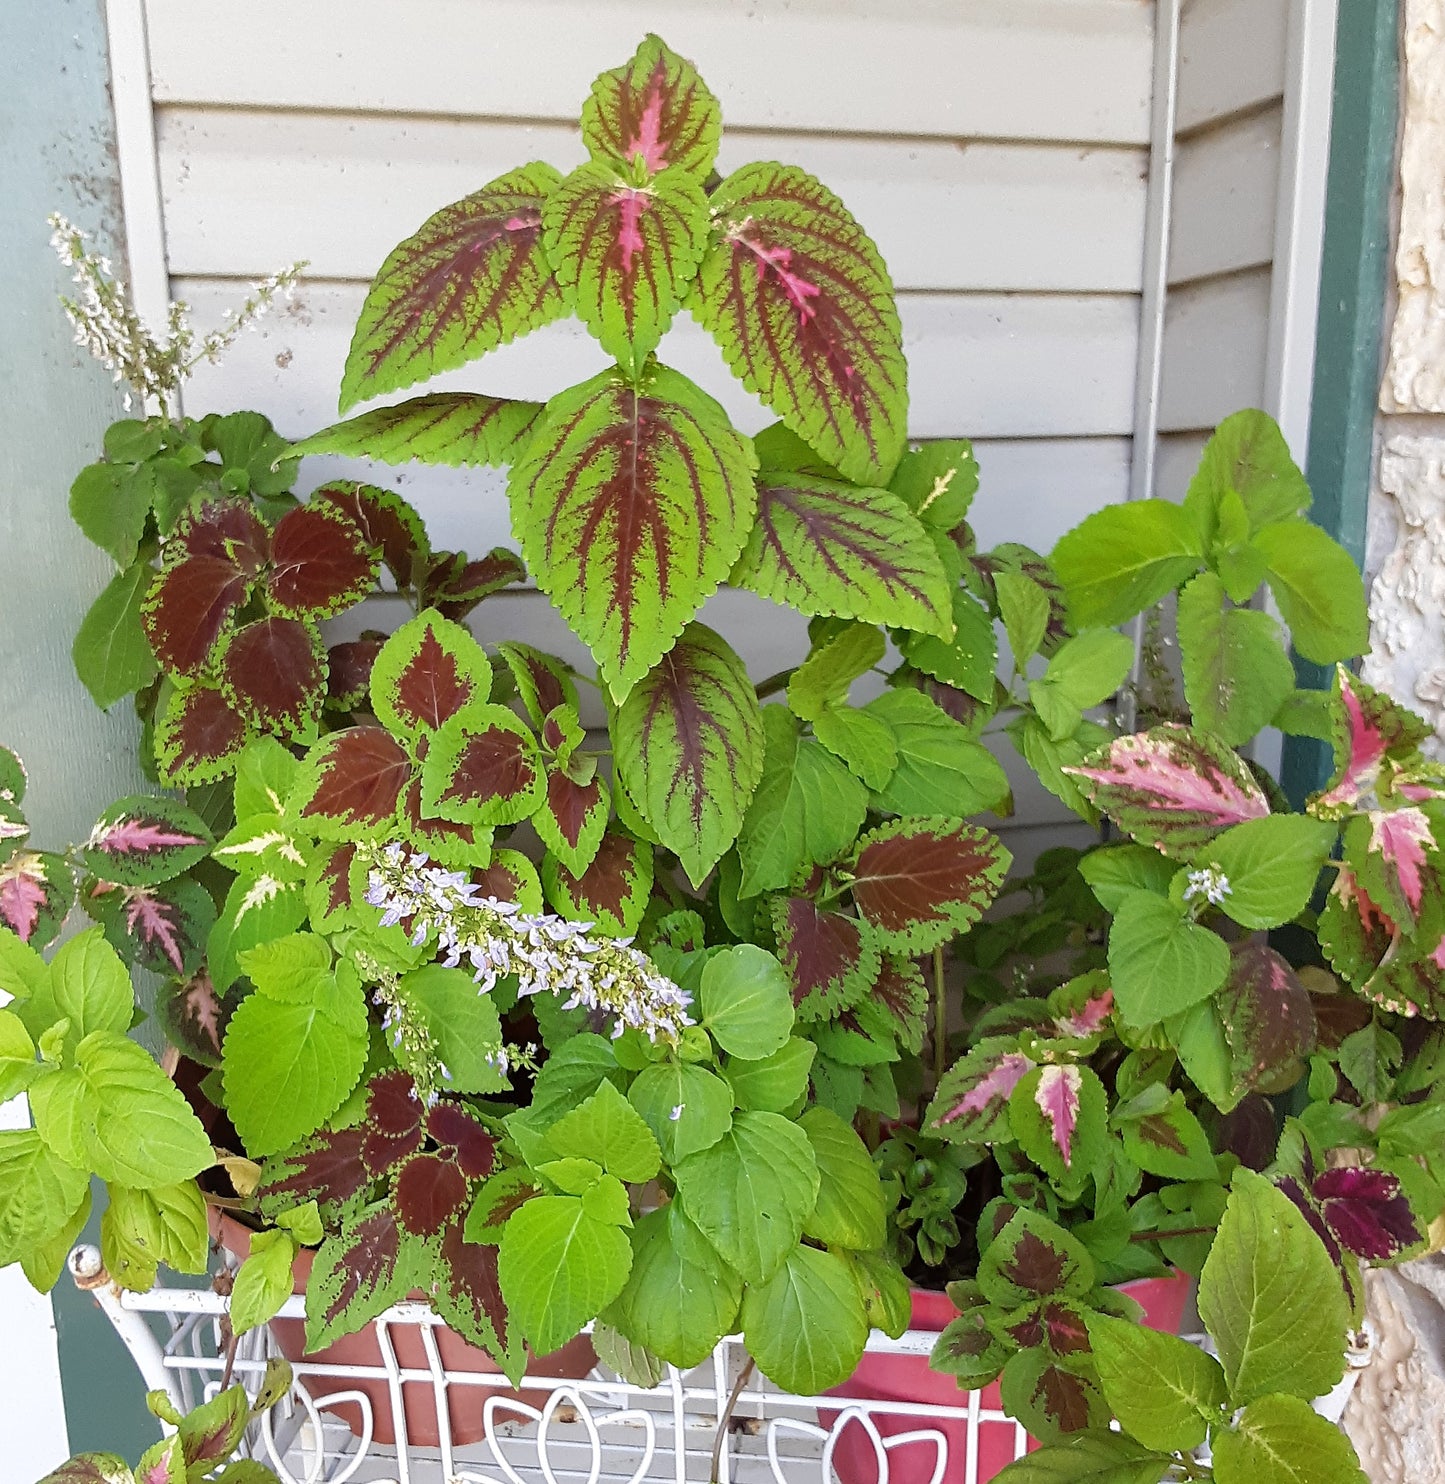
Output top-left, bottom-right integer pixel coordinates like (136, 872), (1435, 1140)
(69, 1244), (1031, 1484)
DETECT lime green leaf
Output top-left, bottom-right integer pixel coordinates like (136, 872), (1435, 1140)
(699, 944), (794, 1059)
(673, 1110), (819, 1283)
(1107, 892), (1230, 1027)
(788, 624), (884, 721)
(1078, 844), (1175, 911)
(724, 1037), (815, 1113)
(901, 589), (997, 700)
(70, 462), (152, 568)
(1201, 814), (1338, 930)
(996, 569), (1052, 666)
(547, 1078), (662, 1183)
(20, 1187), (92, 1292)
(1199, 1169), (1350, 1406)
(628, 1061), (733, 1162)
(1253, 521), (1368, 664)
(497, 1194), (633, 1356)
(396, 964), (506, 1094)
(1029, 628), (1135, 741)
(865, 689), (1010, 816)
(741, 1243), (869, 1393)
(0, 1008), (39, 1104)
(736, 707), (867, 896)
(613, 622), (764, 886)
(0, 927), (48, 1000)
(0, 1128), (89, 1267)
(73, 562), (160, 709)
(813, 705), (899, 791)
(29, 1031), (213, 1189)
(799, 1105), (887, 1249)
(1178, 572), (1294, 745)
(510, 364), (756, 700)
(990, 1433), (1178, 1484)
(1212, 1393), (1367, 1484)
(1185, 409), (1312, 536)
(888, 440), (979, 530)
(105, 1180), (209, 1282)
(1086, 1312), (1227, 1452)
(1051, 500), (1204, 627)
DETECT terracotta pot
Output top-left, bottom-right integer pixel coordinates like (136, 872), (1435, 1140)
(212, 1210), (597, 1448)
(824, 1273), (1192, 1484)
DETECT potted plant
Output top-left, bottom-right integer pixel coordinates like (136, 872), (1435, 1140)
(1, 34), (1430, 1484)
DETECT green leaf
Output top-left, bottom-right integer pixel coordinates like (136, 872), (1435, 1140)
(1051, 500), (1204, 628)
(799, 1105), (887, 1249)
(497, 1194), (633, 1356)
(1186, 409), (1313, 535)
(865, 689), (1010, 816)
(813, 704), (899, 791)
(1078, 844), (1176, 911)
(605, 1204), (742, 1370)
(396, 964), (506, 1094)
(0, 926), (49, 1000)
(207, 875), (307, 994)
(1337, 1020), (1401, 1104)
(510, 363), (757, 700)
(736, 706), (868, 896)
(1202, 814), (1338, 930)
(1107, 892), (1230, 1027)
(29, 1031), (213, 1189)
(690, 160), (906, 485)
(888, 439), (979, 530)
(0, 1008), (39, 1105)
(543, 160), (709, 375)
(996, 569), (1052, 667)
(1086, 1312), (1227, 1451)
(990, 1433), (1178, 1484)
(612, 622), (764, 885)
(628, 1060), (733, 1163)
(740, 1243), (869, 1393)
(14, 926), (131, 1055)
(699, 944), (794, 1059)
(0, 1128), (89, 1267)
(229, 1228), (298, 1334)
(1009, 714), (1108, 824)
(1199, 1169), (1350, 1406)
(724, 1037), (815, 1113)
(340, 161), (567, 411)
(73, 562), (160, 709)
(1178, 572), (1294, 745)
(901, 589), (997, 700)
(788, 623), (884, 720)
(221, 957), (368, 1158)
(1253, 520), (1369, 664)
(1213, 1393), (1367, 1484)
(673, 1110), (820, 1283)
(104, 1180), (209, 1283)
(1036, 629), (1136, 717)
(20, 1188), (92, 1292)
(547, 1078), (662, 1183)
(288, 393), (543, 468)
(69, 462), (152, 568)
(1169, 998), (1240, 1112)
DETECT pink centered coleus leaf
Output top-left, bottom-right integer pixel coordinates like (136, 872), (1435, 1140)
(1033, 1064), (1083, 1168)
(925, 1040), (1034, 1145)
(1367, 807), (1436, 916)
(1064, 724), (1271, 857)
(0, 851), (73, 948)
(1052, 988), (1114, 1041)
(83, 796), (212, 886)
(1312, 666), (1433, 817)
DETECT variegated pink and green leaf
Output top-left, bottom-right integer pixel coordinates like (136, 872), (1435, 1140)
(420, 547), (529, 621)
(690, 161), (907, 485)
(154, 682), (251, 786)
(1064, 724), (1271, 856)
(580, 34), (721, 179)
(542, 160), (709, 373)
(849, 818), (1010, 952)
(82, 795), (213, 886)
(1009, 1064), (1106, 1179)
(0, 850), (74, 947)
(1216, 942), (1316, 1092)
(769, 896), (881, 1023)
(419, 703), (543, 827)
(1344, 805), (1442, 930)
(218, 616), (327, 739)
(540, 830), (653, 937)
(509, 365), (757, 700)
(85, 876), (216, 979)
(156, 971), (230, 1068)
(495, 641), (579, 728)
(730, 473), (952, 636)
(369, 608), (492, 737)
(534, 766), (609, 878)
(612, 622), (764, 885)
(290, 393), (544, 469)
(1360, 929), (1445, 1019)
(925, 1039), (1035, 1145)
(313, 481), (430, 589)
(1311, 665), (1432, 818)
(290, 726), (415, 841)
(340, 161), (567, 411)
(1318, 866), (1397, 995)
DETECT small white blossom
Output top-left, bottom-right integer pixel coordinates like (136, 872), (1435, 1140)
(1183, 866), (1232, 907)
(669, 1104), (685, 1122)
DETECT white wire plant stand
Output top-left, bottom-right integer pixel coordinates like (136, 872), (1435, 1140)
(69, 1243), (1031, 1484)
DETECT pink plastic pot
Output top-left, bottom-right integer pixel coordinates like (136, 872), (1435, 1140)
(824, 1274), (1192, 1484)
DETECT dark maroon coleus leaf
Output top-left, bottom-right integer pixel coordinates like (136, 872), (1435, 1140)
(143, 553), (253, 675)
(1216, 1094), (1279, 1173)
(428, 1216), (516, 1368)
(770, 896), (880, 1023)
(266, 501), (378, 617)
(427, 1102), (496, 1179)
(422, 547), (529, 622)
(293, 726), (414, 840)
(422, 705), (542, 826)
(171, 496), (269, 567)
(537, 767), (608, 877)
(220, 615), (326, 737)
(258, 1125), (370, 1221)
(328, 638), (385, 709)
(313, 481), (430, 589)
(1217, 942), (1317, 1092)
(850, 819), (1010, 952)
(361, 1070), (425, 1175)
(376, 616), (488, 734)
(394, 1152), (470, 1236)
(155, 683), (250, 785)
(1284, 1165), (1424, 1263)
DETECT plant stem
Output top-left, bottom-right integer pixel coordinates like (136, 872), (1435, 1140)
(710, 1356), (756, 1484)
(753, 667), (795, 701)
(1129, 1226), (1215, 1243)
(932, 946), (947, 1088)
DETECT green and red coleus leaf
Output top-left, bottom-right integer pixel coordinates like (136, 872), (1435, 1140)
(464, 1169), (542, 1243)
(0, 850), (74, 947)
(769, 896), (880, 1022)
(534, 766), (610, 878)
(155, 971), (229, 1068)
(925, 1038), (1034, 1145)
(155, 683), (250, 785)
(81, 795), (213, 886)
(340, 161), (568, 411)
(327, 637), (384, 710)
(291, 726), (414, 840)
(419, 547), (529, 622)
(979, 1209), (1093, 1307)
(613, 622), (765, 885)
(731, 473), (953, 637)
(85, 877), (216, 979)
(690, 161), (907, 486)
(305, 1202), (427, 1352)
(361, 1069), (426, 1176)
(313, 481), (430, 589)
(290, 393), (544, 470)
(219, 616), (327, 738)
(429, 1216), (521, 1377)
(257, 1125), (370, 1223)
(266, 501), (378, 618)
(852, 953), (929, 1055)
(1217, 942), (1317, 1093)
(541, 829), (653, 937)
(581, 34), (722, 180)
(496, 642), (579, 728)
(1064, 724), (1272, 857)
(369, 608), (492, 737)
(999, 1347), (1109, 1441)
(849, 817), (1010, 952)
(397, 778), (489, 870)
(542, 160), (710, 374)
(509, 364), (757, 700)
(420, 703), (543, 827)
(143, 551), (254, 676)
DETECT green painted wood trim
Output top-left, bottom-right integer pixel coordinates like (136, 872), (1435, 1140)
(1283, 0), (1400, 807)
(0, 0), (160, 1462)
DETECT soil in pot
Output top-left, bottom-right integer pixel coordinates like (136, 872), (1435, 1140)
(823, 1274), (1191, 1484)
(212, 1211), (597, 1448)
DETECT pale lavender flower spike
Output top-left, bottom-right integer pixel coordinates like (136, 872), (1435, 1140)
(362, 843), (693, 1044)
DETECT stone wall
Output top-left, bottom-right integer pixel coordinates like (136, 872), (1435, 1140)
(1363, 1), (1445, 750)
